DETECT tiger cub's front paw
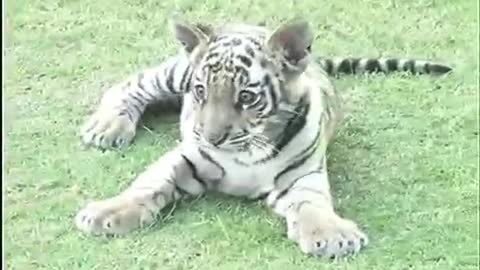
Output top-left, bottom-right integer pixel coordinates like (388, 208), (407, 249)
(75, 197), (154, 235)
(288, 204), (368, 258)
(81, 109), (136, 149)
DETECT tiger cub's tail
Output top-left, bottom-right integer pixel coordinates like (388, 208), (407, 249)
(316, 57), (452, 76)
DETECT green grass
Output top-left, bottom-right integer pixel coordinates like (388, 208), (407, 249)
(4, 0), (479, 269)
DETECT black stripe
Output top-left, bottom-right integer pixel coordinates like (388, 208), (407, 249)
(256, 100), (268, 112)
(198, 148), (226, 179)
(137, 72), (146, 91)
(254, 98), (310, 164)
(350, 58), (361, 74)
(245, 36), (262, 49)
(163, 64), (169, 77)
(220, 41), (233, 47)
(236, 55), (252, 67)
(205, 52), (220, 62)
(254, 191), (271, 201)
(119, 109), (134, 122)
(125, 99), (142, 116)
(207, 43), (224, 53)
(128, 92), (146, 106)
(135, 90), (153, 104)
(247, 96), (262, 109)
(174, 185), (191, 196)
(169, 181), (191, 199)
(232, 38), (242, 46)
(153, 72), (165, 93)
(184, 69), (192, 93)
(365, 59), (382, 73)
(247, 81), (261, 88)
(195, 23), (212, 36)
(403, 60), (416, 73)
(142, 81), (159, 101)
(424, 62), (430, 74)
(179, 65), (192, 92)
(385, 58), (398, 72)
(181, 155), (207, 190)
(429, 63), (452, 74)
(270, 170), (322, 208)
(165, 62), (178, 93)
(245, 45), (255, 58)
(209, 62), (222, 73)
(273, 129), (320, 185)
(213, 35), (230, 43)
(175, 95), (183, 110)
(263, 74), (278, 114)
(181, 155), (208, 188)
(234, 66), (248, 81)
(273, 101), (309, 150)
(337, 59), (353, 74)
(212, 132), (230, 146)
(323, 59), (334, 75)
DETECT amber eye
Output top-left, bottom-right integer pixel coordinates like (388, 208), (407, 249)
(238, 90), (258, 105)
(194, 85), (206, 99)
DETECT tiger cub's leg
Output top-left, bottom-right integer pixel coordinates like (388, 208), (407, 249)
(81, 56), (191, 149)
(75, 148), (205, 235)
(268, 166), (368, 258)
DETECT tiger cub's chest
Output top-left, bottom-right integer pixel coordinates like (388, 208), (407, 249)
(207, 151), (279, 198)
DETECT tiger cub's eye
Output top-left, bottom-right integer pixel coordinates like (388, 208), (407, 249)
(238, 90), (257, 105)
(194, 85), (206, 99)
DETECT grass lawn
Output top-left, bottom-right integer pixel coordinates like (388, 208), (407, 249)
(4, 0), (479, 269)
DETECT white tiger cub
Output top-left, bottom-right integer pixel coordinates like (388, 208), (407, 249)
(75, 19), (451, 258)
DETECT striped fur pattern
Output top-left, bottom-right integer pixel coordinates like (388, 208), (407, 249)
(316, 57), (451, 76)
(76, 19), (451, 258)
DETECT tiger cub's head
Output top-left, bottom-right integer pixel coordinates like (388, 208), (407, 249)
(173, 19), (313, 151)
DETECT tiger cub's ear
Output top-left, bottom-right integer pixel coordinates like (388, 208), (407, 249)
(171, 19), (210, 54)
(194, 23), (214, 37)
(267, 19), (313, 72)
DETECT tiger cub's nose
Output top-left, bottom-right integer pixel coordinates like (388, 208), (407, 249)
(205, 132), (229, 146)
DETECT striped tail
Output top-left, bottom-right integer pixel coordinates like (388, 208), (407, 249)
(316, 57), (452, 76)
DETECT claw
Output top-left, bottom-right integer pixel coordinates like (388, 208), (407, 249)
(295, 206), (368, 258)
(80, 111), (136, 151)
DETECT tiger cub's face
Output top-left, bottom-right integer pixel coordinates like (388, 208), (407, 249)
(173, 20), (313, 151)
(190, 36), (283, 151)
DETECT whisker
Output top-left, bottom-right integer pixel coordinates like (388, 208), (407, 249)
(249, 140), (269, 156)
(251, 135), (279, 155)
(279, 107), (304, 117)
(229, 132), (248, 141)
